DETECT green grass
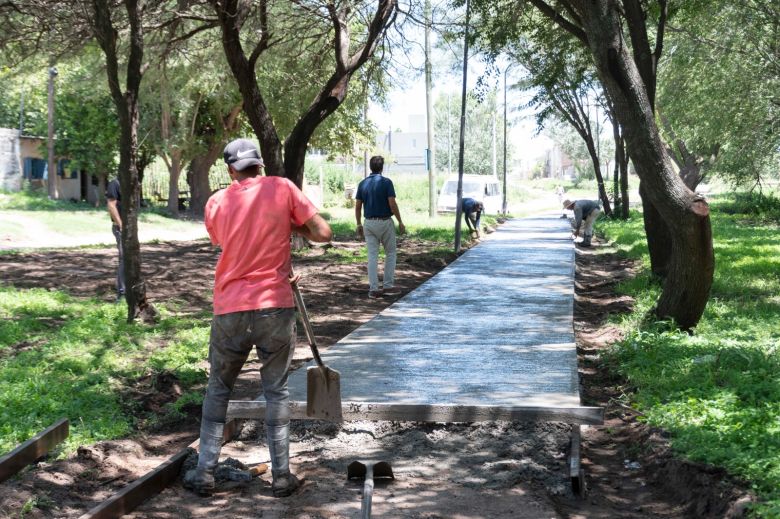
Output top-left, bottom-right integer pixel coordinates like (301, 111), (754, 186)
(322, 206), (495, 253)
(598, 202), (780, 517)
(0, 189), (206, 247)
(0, 286), (211, 454)
(0, 188), (96, 211)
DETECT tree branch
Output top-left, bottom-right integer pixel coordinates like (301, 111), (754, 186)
(328, 2), (350, 73)
(621, 0), (655, 106)
(247, 0), (269, 66)
(526, 0), (587, 45)
(653, 0), (668, 77)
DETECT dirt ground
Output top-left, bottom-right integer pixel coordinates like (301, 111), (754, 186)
(0, 232), (753, 518)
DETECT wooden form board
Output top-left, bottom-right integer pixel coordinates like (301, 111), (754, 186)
(228, 400), (604, 424)
(0, 418), (69, 483)
(78, 419), (242, 519)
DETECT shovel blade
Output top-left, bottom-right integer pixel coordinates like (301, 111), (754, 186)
(347, 461), (367, 480)
(306, 365), (343, 422)
(373, 461), (394, 480)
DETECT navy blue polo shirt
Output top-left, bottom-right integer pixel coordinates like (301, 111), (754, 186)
(462, 197), (481, 214)
(356, 173), (395, 218)
(106, 179), (122, 217)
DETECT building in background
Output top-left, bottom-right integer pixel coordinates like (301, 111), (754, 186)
(374, 115), (429, 174)
(0, 127), (89, 201)
(544, 143), (575, 179)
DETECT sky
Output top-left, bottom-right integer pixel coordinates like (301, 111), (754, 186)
(367, 65), (554, 169)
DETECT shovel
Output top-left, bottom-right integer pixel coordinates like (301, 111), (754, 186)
(291, 280), (343, 422)
(348, 460), (394, 519)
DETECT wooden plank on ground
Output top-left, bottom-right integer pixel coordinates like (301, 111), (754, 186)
(0, 418), (69, 483)
(78, 418), (242, 519)
(227, 400), (604, 425)
(78, 447), (191, 519)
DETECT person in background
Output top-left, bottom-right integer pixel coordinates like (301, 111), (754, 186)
(563, 199), (601, 247)
(184, 138), (332, 498)
(355, 155), (405, 298)
(106, 178), (125, 302)
(555, 185), (567, 218)
(461, 197), (484, 237)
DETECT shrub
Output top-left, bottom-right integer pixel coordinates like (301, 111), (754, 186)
(718, 192), (780, 222)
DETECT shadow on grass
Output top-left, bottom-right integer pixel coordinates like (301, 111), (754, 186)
(0, 285), (209, 453)
(602, 207), (780, 513)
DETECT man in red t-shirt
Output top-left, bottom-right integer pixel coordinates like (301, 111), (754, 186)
(184, 138), (332, 497)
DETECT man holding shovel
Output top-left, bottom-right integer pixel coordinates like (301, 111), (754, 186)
(184, 138), (332, 497)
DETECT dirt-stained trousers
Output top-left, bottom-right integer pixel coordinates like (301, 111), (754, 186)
(202, 308), (297, 427)
(112, 224), (125, 297)
(581, 208), (601, 240)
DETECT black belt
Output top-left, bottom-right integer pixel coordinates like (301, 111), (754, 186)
(365, 216), (391, 220)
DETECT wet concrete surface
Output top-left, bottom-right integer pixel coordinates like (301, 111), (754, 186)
(285, 216), (582, 413)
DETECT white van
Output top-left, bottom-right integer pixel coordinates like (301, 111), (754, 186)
(436, 175), (503, 214)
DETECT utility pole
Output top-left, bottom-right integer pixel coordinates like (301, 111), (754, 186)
(363, 101), (369, 178)
(47, 65), (59, 199)
(491, 95), (497, 178)
(453, 0), (471, 253)
(424, 0), (436, 217)
(503, 64), (511, 215)
(17, 91), (25, 183)
(447, 93), (452, 176)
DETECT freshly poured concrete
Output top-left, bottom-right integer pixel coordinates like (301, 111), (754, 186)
(229, 217), (601, 424)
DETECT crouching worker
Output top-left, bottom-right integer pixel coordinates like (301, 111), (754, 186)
(462, 197), (484, 237)
(184, 138), (332, 497)
(563, 199), (601, 247)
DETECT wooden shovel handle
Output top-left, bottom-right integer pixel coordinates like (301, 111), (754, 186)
(361, 465), (374, 519)
(291, 279), (325, 369)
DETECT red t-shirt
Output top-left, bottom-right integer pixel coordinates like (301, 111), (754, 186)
(205, 176), (317, 315)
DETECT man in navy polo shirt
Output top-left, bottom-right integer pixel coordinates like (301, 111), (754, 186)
(355, 156), (406, 298)
(106, 178), (125, 302)
(461, 197), (484, 237)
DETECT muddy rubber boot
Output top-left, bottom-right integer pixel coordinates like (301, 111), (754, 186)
(581, 235), (592, 247)
(267, 423), (300, 497)
(184, 420), (224, 496)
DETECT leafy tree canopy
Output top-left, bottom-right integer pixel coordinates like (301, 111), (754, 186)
(656, 0), (779, 185)
(434, 89), (511, 176)
(0, 45), (120, 175)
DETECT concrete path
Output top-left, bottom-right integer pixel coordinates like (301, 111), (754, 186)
(230, 216), (600, 424)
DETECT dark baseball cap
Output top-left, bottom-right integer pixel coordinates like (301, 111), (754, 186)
(223, 138), (264, 171)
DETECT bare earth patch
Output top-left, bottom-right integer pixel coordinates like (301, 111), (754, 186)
(0, 231), (751, 518)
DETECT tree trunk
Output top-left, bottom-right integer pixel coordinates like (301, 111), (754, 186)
(658, 109), (711, 190)
(620, 152), (629, 219)
(576, 1), (714, 329)
(679, 162), (703, 190)
(639, 182), (672, 277)
(611, 118), (621, 217)
(613, 122), (630, 220)
(165, 151), (182, 216)
(214, 10), (285, 177)
(93, 0), (156, 323)
(584, 138), (612, 216)
(118, 91), (155, 322)
(212, 0), (395, 187)
(97, 173), (107, 207)
(137, 146), (153, 206)
(187, 104), (242, 216)
(188, 143), (223, 216)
